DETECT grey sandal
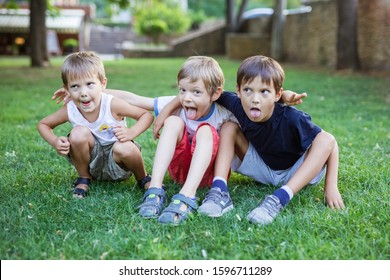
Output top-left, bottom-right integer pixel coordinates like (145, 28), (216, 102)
(157, 193), (198, 225)
(138, 187), (166, 218)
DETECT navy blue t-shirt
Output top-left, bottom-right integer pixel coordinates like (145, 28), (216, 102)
(217, 91), (322, 170)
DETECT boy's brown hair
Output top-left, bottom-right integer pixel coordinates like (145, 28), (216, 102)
(237, 55), (285, 93)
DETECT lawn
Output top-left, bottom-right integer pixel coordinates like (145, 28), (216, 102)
(0, 56), (389, 260)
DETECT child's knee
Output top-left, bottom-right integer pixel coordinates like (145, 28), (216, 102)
(69, 126), (92, 144)
(316, 131), (336, 151)
(113, 141), (140, 159)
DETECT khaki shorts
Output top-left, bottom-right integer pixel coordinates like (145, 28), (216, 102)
(67, 137), (141, 181)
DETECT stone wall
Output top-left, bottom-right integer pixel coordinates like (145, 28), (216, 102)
(283, 0), (390, 70)
(357, 0), (390, 70)
(228, 0), (390, 70)
(170, 21), (226, 57)
(283, 1), (337, 67)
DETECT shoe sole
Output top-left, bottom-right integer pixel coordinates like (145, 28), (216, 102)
(199, 204), (234, 218)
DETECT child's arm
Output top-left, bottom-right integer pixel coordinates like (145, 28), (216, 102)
(37, 107), (70, 156)
(323, 140), (345, 209)
(52, 88), (154, 111)
(110, 97), (154, 142)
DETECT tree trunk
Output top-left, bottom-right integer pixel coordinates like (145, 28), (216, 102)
(337, 0), (359, 70)
(225, 0), (235, 32)
(225, 0), (249, 32)
(271, 0), (286, 60)
(30, 0), (49, 67)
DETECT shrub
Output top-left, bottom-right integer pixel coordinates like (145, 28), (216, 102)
(133, 1), (191, 45)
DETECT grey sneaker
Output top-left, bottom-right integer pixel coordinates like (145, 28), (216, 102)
(198, 188), (234, 217)
(247, 195), (283, 225)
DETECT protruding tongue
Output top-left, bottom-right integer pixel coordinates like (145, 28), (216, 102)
(250, 109), (261, 118)
(186, 108), (197, 120)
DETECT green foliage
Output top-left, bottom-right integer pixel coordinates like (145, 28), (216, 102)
(133, 1), (191, 45)
(62, 38), (78, 48)
(0, 57), (389, 260)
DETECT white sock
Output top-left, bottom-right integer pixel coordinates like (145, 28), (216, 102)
(281, 185), (294, 200)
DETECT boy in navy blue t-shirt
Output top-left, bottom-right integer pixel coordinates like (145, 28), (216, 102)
(198, 55), (345, 224)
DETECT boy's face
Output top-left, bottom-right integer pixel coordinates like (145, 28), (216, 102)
(237, 76), (282, 123)
(178, 77), (221, 120)
(66, 74), (107, 114)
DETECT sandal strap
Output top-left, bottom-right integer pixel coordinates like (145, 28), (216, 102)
(142, 187), (165, 199)
(73, 188), (87, 196)
(74, 177), (92, 187)
(169, 193), (198, 212)
(137, 175), (151, 189)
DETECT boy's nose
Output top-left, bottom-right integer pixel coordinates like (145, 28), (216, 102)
(80, 88), (88, 97)
(252, 94), (261, 104)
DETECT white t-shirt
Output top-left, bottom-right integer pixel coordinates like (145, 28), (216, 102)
(154, 96), (238, 142)
(67, 93), (126, 146)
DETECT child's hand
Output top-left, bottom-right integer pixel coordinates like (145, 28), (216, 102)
(281, 90), (307, 106)
(325, 188), (345, 210)
(52, 88), (71, 105)
(54, 136), (70, 156)
(113, 125), (133, 142)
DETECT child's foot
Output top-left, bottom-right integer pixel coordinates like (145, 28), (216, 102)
(138, 187), (166, 218)
(198, 188), (234, 217)
(247, 195), (283, 225)
(158, 194), (198, 225)
(73, 178), (92, 199)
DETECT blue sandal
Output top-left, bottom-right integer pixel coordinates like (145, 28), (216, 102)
(158, 194), (198, 225)
(138, 187), (166, 218)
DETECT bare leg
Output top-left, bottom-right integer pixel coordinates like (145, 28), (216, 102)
(112, 141), (148, 185)
(214, 121), (249, 180)
(180, 125), (214, 198)
(68, 126), (94, 196)
(149, 116), (185, 189)
(285, 131), (336, 194)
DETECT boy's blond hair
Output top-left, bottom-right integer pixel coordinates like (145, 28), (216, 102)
(237, 55), (285, 93)
(177, 56), (224, 96)
(61, 51), (106, 87)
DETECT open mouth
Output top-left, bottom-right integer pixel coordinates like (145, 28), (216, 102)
(185, 106), (197, 120)
(81, 101), (91, 107)
(250, 108), (261, 118)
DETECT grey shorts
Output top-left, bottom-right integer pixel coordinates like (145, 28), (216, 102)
(232, 143), (326, 187)
(67, 138), (141, 181)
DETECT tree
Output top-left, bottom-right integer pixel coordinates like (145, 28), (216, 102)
(30, 0), (49, 67)
(336, 0), (359, 70)
(271, 0), (286, 60)
(225, 0), (249, 32)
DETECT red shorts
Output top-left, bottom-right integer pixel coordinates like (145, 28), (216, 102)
(168, 123), (219, 188)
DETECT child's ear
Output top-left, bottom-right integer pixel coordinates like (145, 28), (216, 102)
(211, 87), (223, 101)
(275, 87), (283, 102)
(101, 78), (107, 89)
(236, 84), (241, 98)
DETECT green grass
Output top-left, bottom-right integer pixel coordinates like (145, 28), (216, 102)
(0, 56), (389, 260)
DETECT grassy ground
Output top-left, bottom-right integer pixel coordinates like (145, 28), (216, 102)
(0, 56), (389, 260)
